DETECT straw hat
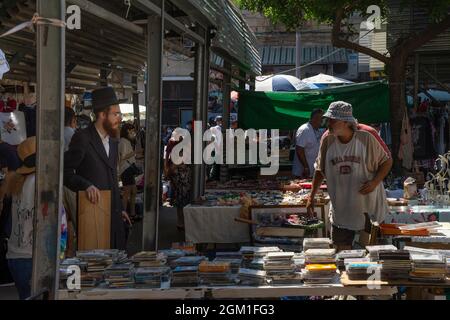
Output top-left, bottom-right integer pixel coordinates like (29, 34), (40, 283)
(16, 136), (36, 175)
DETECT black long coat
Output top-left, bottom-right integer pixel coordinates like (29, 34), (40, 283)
(64, 124), (125, 249)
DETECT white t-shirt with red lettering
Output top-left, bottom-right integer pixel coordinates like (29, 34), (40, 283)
(314, 124), (391, 230)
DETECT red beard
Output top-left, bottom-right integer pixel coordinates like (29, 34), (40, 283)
(103, 119), (120, 139)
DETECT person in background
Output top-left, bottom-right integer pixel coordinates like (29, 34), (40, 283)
(0, 141), (21, 286)
(119, 122), (139, 221)
(307, 101), (392, 251)
(164, 129), (191, 231)
(5, 137), (36, 300)
(64, 87), (132, 250)
(209, 116), (223, 180)
(292, 108), (324, 179)
(64, 107), (77, 152)
(18, 94), (37, 138)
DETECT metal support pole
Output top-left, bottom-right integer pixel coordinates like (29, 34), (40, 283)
(132, 90), (140, 131)
(199, 29), (211, 196)
(222, 60), (231, 130)
(220, 60), (231, 183)
(239, 70), (246, 90)
(295, 30), (302, 79)
(249, 75), (256, 92)
(192, 30), (205, 200)
(142, 0), (164, 251)
(32, 0), (65, 300)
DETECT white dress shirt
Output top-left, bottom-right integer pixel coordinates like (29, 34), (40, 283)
(96, 127), (110, 157)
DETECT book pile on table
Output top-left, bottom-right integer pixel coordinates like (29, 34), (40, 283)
(170, 256), (207, 268)
(213, 252), (242, 274)
(303, 238), (333, 251)
(366, 245), (397, 261)
(305, 249), (336, 264)
(104, 263), (135, 288)
(198, 261), (235, 286)
(293, 253), (306, 271)
(345, 260), (379, 281)
(301, 264), (338, 284)
(379, 250), (411, 281)
(240, 246), (281, 268)
(336, 250), (366, 270)
(170, 256), (207, 287)
(132, 251), (167, 267)
(134, 267), (171, 288)
(248, 257), (264, 270)
(238, 268), (267, 286)
(409, 253), (447, 283)
(264, 252), (302, 285)
(159, 249), (186, 265)
(171, 266), (199, 287)
(75, 250), (118, 287)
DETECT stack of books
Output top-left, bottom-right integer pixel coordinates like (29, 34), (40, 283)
(345, 261), (380, 281)
(303, 238), (333, 251)
(336, 250), (367, 270)
(249, 258), (265, 270)
(198, 261), (235, 286)
(301, 264), (338, 284)
(293, 253), (306, 271)
(132, 251), (167, 268)
(134, 267), (171, 288)
(366, 245), (397, 261)
(239, 246), (281, 268)
(171, 266), (199, 287)
(159, 249), (186, 265)
(170, 256), (207, 287)
(264, 252), (302, 285)
(170, 256), (207, 268)
(305, 249), (336, 264)
(104, 263), (135, 289)
(238, 268), (267, 286)
(379, 250), (411, 280)
(410, 253), (447, 283)
(213, 252), (242, 274)
(75, 250), (117, 287)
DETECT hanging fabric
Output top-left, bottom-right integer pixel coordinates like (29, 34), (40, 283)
(398, 113), (414, 170)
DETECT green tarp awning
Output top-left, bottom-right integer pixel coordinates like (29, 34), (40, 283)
(238, 81), (390, 130)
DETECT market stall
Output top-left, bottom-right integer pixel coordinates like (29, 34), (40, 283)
(184, 189), (330, 244)
(56, 231), (450, 300)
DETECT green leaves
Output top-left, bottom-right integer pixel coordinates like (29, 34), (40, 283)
(237, 0), (449, 29)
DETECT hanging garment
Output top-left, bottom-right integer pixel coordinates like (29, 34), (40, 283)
(398, 114), (414, 170)
(0, 49), (10, 79)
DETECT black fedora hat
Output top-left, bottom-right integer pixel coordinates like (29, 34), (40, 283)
(91, 87), (128, 111)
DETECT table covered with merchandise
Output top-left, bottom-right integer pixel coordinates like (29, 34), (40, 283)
(183, 190), (330, 244)
(56, 232), (450, 300)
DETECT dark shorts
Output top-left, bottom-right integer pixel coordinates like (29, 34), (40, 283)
(121, 166), (136, 186)
(331, 224), (356, 246)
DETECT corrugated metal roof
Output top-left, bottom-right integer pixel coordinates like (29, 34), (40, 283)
(259, 45), (349, 66)
(188, 0), (262, 75)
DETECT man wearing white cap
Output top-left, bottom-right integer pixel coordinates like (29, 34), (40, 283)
(306, 101), (393, 250)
